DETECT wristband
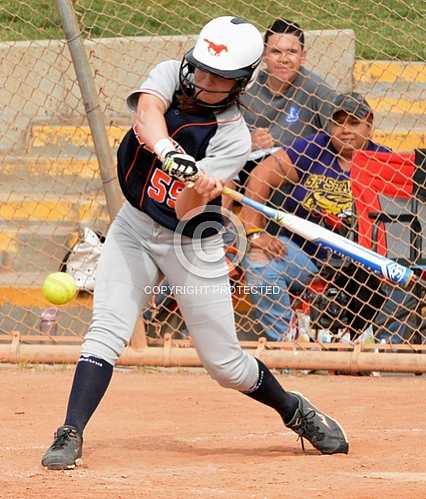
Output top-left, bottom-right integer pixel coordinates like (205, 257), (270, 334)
(153, 138), (175, 161)
(248, 232), (263, 242)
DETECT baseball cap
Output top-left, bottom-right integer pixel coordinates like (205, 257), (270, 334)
(332, 92), (373, 120)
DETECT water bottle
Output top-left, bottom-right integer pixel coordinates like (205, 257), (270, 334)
(296, 310), (311, 343)
(286, 310), (297, 342)
(39, 307), (59, 335)
(339, 328), (351, 344)
(318, 328), (332, 344)
(358, 325), (375, 345)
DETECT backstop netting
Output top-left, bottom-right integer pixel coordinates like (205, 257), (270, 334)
(0, 0), (425, 370)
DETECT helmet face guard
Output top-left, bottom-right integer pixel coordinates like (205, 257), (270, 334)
(179, 56), (248, 111)
(178, 17), (263, 111)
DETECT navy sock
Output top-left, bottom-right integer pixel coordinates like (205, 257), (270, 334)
(64, 355), (113, 433)
(244, 358), (299, 424)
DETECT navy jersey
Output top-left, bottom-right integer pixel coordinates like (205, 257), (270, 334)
(118, 98), (222, 237)
(120, 60), (251, 238)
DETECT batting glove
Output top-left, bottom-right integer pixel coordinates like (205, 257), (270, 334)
(163, 150), (198, 182)
(154, 138), (198, 182)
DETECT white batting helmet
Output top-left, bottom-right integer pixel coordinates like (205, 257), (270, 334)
(179, 16), (264, 109)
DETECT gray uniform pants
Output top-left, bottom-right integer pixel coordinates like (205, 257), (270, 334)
(81, 202), (259, 392)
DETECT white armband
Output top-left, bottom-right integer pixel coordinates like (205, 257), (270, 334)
(153, 138), (176, 161)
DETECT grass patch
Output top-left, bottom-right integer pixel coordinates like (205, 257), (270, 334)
(0, 0), (424, 60)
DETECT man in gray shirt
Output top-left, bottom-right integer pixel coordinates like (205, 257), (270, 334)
(241, 18), (337, 154)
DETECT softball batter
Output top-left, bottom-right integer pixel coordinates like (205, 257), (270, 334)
(42, 16), (348, 470)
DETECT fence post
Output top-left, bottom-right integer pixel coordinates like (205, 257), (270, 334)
(55, 0), (122, 221)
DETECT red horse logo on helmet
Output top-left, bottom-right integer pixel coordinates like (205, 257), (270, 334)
(203, 38), (228, 56)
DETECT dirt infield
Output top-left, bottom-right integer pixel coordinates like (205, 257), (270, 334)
(1, 366), (425, 498)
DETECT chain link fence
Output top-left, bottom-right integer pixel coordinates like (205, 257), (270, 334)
(0, 0), (425, 369)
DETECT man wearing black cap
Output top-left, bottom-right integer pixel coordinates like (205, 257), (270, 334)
(240, 92), (391, 341)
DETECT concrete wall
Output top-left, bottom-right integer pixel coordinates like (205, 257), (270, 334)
(0, 30), (354, 152)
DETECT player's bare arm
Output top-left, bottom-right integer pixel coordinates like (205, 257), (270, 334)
(134, 93), (168, 146)
(175, 173), (224, 220)
(135, 93), (199, 182)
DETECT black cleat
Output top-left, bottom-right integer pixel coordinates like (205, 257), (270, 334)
(285, 392), (349, 455)
(41, 425), (83, 470)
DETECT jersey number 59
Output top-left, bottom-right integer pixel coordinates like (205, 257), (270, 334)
(147, 168), (185, 209)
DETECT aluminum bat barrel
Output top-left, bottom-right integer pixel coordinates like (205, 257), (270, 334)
(223, 187), (414, 287)
(275, 210), (414, 288)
